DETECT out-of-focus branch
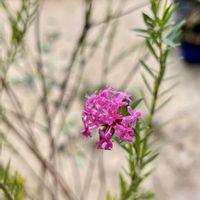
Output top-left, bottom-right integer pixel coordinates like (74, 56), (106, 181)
(34, 1), (59, 199)
(35, 0), (52, 138)
(97, 152), (106, 200)
(0, 112), (78, 200)
(0, 0), (38, 93)
(107, 43), (143, 73)
(54, 0), (112, 140)
(51, 0), (93, 120)
(0, 78), (37, 147)
(61, 0), (111, 105)
(4, 107), (47, 130)
(80, 148), (97, 200)
(0, 132), (53, 198)
(120, 51), (149, 90)
(91, 1), (149, 27)
(101, 0), (128, 85)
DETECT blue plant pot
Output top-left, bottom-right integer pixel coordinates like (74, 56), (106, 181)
(180, 42), (200, 64)
(174, 0), (200, 63)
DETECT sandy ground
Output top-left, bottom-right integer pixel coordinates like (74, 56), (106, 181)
(1, 0), (200, 200)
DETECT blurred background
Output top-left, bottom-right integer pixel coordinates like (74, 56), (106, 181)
(0, 0), (200, 200)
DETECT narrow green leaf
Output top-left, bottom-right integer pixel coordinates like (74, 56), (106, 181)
(119, 173), (127, 196)
(131, 98), (142, 110)
(142, 152), (159, 168)
(162, 3), (174, 23)
(151, 0), (158, 18)
(141, 73), (153, 95)
(143, 169), (154, 178)
(122, 166), (129, 177)
(142, 13), (154, 27)
(140, 60), (156, 78)
(138, 191), (154, 199)
(133, 28), (148, 33)
(141, 129), (153, 143)
(159, 82), (179, 97)
(164, 74), (179, 81)
(3, 162), (10, 183)
(163, 37), (177, 48)
(156, 95), (173, 112)
(166, 20), (185, 42)
(146, 40), (158, 60)
(139, 89), (149, 109)
(134, 120), (141, 159)
(143, 150), (152, 158)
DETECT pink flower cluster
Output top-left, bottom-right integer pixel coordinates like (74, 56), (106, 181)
(81, 87), (141, 150)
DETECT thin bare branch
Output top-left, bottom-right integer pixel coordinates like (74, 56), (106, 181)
(91, 1), (149, 27)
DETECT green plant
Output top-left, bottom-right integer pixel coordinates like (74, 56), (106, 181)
(107, 1), (183, 199)
(0, 162), (25, 200)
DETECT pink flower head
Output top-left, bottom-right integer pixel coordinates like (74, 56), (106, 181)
(81, 87), (141, 150)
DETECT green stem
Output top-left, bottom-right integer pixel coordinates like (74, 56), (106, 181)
(141, 29), (166, 169)
(0, 182), (14, 200)
(121, 24), (167, 200)
(118, 1), (180, 200)
(148, 29), (165, 128)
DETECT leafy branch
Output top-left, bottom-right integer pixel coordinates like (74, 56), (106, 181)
(0, 162), (25, 200)
(108, 1), (183, 200)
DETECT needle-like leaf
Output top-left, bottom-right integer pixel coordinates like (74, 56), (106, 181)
(156, 95), (173, 112)
(140, 60), (156, 78)
(141, 73), (153, 95)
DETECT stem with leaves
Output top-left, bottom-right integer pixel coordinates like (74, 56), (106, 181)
(107, 1), (183, 200)
(0, 162), (25, 200)
(0, 182), (14, 200)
